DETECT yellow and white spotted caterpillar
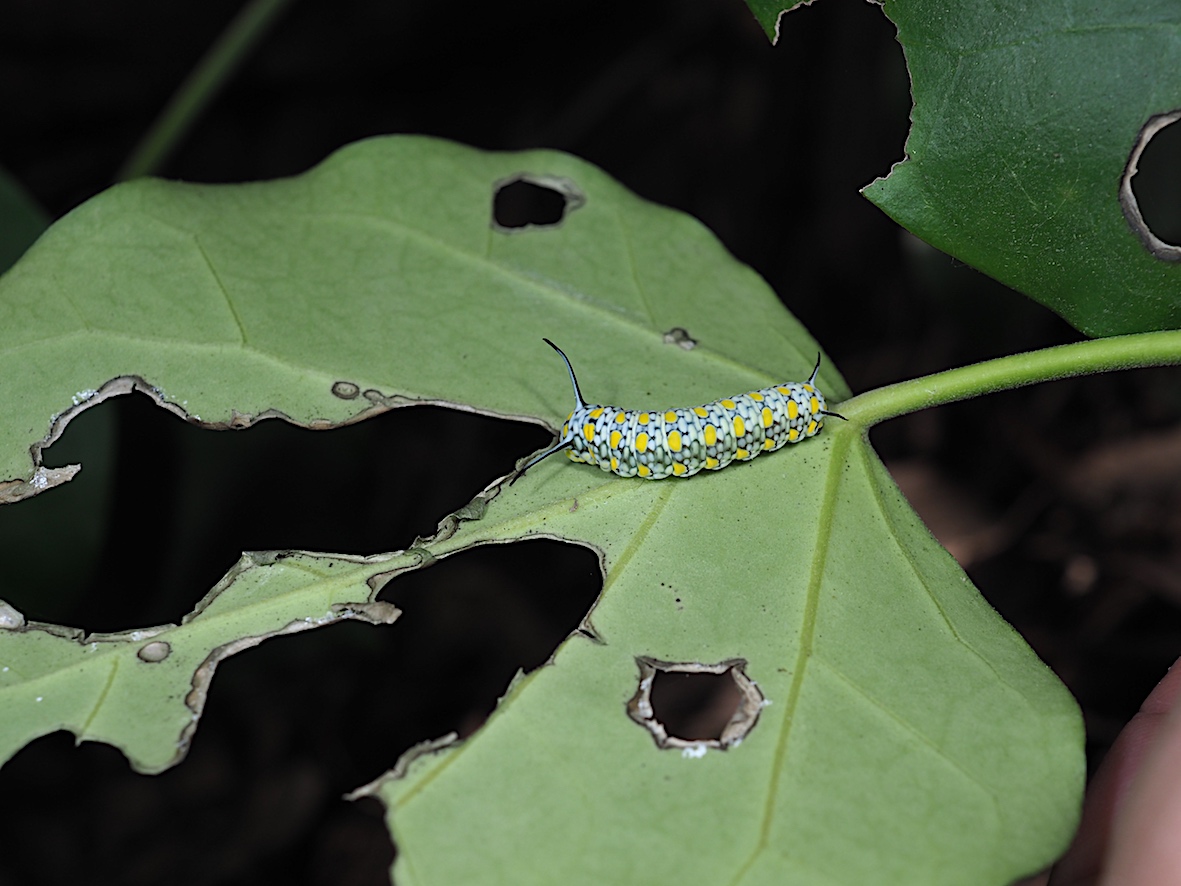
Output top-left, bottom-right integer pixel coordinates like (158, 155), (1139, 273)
(514, 338), (844, 482)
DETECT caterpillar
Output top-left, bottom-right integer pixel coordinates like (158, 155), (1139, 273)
(514, 338), (843, 482)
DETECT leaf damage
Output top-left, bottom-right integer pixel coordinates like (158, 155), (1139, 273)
(1120, 109), (1181, 262)
(0, 549), (406, 775)
(626, 656), (767, 754)
(491, 173), (586, 232)
(0, 373), (433, 505)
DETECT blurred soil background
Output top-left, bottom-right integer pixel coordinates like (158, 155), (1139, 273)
(2, 0), (1180, 883)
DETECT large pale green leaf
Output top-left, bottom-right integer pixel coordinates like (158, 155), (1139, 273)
(0, 137), (1081, 883)
(862, 0), (1181, 336)
(0, 136), (833, 502)
(360, 429), (1081, 886)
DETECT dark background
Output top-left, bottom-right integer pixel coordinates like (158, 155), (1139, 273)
(3, 0), (1180, 883)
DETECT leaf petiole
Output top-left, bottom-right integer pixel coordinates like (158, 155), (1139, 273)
(839, 329), (1181, 429)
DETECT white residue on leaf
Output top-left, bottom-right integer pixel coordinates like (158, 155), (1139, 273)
(72, 389), (98, 406)
(681, 744), (708, 760)
(302, 610), (340, 627)
(137, 641), (172, 662)
(0, 601), (26, 629)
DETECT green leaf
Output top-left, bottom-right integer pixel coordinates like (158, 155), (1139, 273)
(359, 427), (1081, 886)
(863, 0), (1181, 336)
(0, 136), (836, 501)
(743, 0), (787, 43)
(0, 136), (1081, 881)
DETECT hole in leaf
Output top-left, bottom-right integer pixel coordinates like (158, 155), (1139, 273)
(491, 175), (585, 231)
(1130, 114), (1181, 246)
(627, 656), (765, 752)
(649, 670), (743, 741)
(1120, 109), (1181, 261)
(378, 541), (602, 751)
(6, 389), (550, 632)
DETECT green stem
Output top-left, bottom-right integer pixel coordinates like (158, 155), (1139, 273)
(116, 0), (293, 182)
(839, 329), (1181, 429)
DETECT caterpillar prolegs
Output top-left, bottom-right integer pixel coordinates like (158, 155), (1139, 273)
(514, 339), (843, 482)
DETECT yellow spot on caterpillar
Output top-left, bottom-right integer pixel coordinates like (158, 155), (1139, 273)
(673, 462), (687, 476)
(704, 425), (717, 446)
(761, 407), (773, 428)
(611, 456), (619, 471)
(811, 396), (820, 413)
(583, 424), (596, 442)
(733, 415), (746, 437)
(638, 464), (651, 478)
(736, 448), (750, 459)
(636, 432), (649, 453)
(808, 420), (818, 435)
(589, 408), (604, 418)
(638, 413), (650, 425)
(705, 456), (720, 469)
(749, 392), (764, 401)
(804, 384), (815, 393)
(615, 412), (626, 424)
(667, 430), (682, 452)
(763, 438), (775, 450)
(777, 386), (791, 396)
(693, 407), (708, 418)
(789, 428), (800, 442)
(721, 399), (736, 409)
(788, 401), (799, 419)
(610, 430), (623, 449)
(664, 411), (678, 423)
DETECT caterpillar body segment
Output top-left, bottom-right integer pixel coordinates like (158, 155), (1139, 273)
(513, 339), (838, 483)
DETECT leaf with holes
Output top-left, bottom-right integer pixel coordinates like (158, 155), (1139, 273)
(358, 423), (1082, 886)
(0, 136), (1081, 883)
(855, 0), (1181, 336)
(0, 136), (831, 503)
(0, 551), (403, 773)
